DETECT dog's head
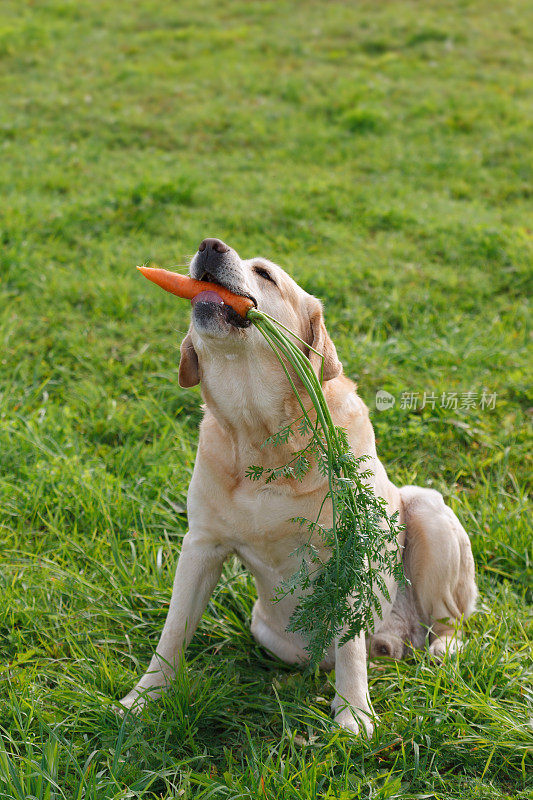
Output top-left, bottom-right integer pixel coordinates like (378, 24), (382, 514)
(178, 238), (342, 389)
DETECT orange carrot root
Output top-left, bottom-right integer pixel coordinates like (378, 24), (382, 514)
(137, 266), (254, 318)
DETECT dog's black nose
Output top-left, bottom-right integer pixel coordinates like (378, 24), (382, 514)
(198, 238), (230, 254)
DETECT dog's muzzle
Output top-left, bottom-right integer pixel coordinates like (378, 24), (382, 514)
(190, 238), (255, 331)
(191, 238), (256, 309)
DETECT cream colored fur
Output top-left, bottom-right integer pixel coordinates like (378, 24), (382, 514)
(119, 248), (477, 736)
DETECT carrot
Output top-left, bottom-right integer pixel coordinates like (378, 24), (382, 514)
(137, 266), (254, 318)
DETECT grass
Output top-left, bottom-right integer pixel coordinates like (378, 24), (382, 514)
(0, 0), (531, 796)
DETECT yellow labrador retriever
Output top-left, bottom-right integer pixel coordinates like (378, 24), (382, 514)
(120, 238), (477, 735)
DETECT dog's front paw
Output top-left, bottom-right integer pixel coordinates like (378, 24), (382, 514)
(334, 707), (375, 738)
(116, 684), (160, 716)
(115, 690), (144, 717)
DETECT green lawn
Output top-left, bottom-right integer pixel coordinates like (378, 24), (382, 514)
(0, 0), (531, 797)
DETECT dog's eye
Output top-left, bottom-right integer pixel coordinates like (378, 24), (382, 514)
(254, 266), (276, 285)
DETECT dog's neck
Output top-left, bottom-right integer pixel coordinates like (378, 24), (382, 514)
(198, 346), (301, 455)
(195, 344), (351, 489)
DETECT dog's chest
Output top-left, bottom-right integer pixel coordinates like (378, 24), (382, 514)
(232, 479), (325, 540)
(189, 466), (330, 574)
(230, 482), (329, 577)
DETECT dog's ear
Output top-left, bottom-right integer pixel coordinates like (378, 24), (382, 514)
(178, 327), (200, 388)
(306, 297), (342, 382)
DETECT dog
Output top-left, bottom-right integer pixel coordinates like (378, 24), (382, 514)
(120, 237), (477, 735)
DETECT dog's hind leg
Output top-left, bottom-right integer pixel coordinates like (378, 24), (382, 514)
(251, 600), (308, 665)
(369, 584), (426, 660)
(399, 486), (477, 658)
